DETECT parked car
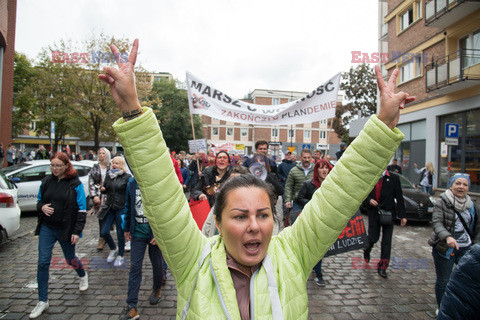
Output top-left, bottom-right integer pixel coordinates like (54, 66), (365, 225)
(390, 172), (435, 222)
(0, 160), (93, 212)
(0, 171), (21, 243)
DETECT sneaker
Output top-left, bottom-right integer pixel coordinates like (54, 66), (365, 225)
(29, 301), (49, 319)
(149, 288), (162, 305)
(125, 241), (131, 252)
(314, 276), (326, 287)
(107, 248), (118, 263)
(114, 256), (125, 267)
(435, 309), (439, 316)
(79, 272), (88, 291)
(119, 305), (139, 320)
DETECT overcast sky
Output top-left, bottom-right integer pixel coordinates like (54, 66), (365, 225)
(15, 0), (378, 98)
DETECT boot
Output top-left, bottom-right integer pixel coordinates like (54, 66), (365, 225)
(97, 238), (106, 251)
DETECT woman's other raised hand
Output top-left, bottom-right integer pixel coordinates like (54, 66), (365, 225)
(375, 65), (415, 130)
(98, 39), (141, 113)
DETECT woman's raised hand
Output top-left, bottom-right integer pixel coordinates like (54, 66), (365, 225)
(98, 39), (142, 112)
(375, 65), (415, 130)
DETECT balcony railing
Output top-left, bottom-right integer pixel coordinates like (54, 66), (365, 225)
(425, 49), (480, 92)
(425, 0), (480, 28)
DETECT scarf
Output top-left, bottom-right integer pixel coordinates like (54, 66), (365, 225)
(444, 189), (472, 213)
(108, 168), (124, 179)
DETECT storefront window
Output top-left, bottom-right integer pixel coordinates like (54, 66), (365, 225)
(439, 109), (480, 193)
(465, 109), (480, 192)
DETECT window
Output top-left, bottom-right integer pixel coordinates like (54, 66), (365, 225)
(400, 56), (422, 83)
(271, 128), (279, 138)
(320, 119), (327, 125)
(460, 30), (480, 68)
(288, 129), (295, 139)
(30, 121), (37, 131)
(304, 130), (311, 139)
(227, 128), (233, 136)
(14, 165), (50, 182)
(272, 98), (280, 105)
(212, 127), (219, 136)
(399, 1), (421, 31)
(241, 128), (248, 137)
(319, 131), (326, 139)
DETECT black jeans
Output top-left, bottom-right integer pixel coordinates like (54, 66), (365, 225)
(365, 208), (394, 269)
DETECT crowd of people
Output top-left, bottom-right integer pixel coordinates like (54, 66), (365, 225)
(21, 39), (480, 319)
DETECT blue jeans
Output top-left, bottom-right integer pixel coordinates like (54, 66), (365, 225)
(421, 185), (433, 195)
(37, 224), (85, 302)
(432, 246), (469, 307)
(101, 208), (126, 257)
(126, 236), (164, 307)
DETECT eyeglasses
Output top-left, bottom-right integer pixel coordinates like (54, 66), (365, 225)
(50, 164), (65, 168)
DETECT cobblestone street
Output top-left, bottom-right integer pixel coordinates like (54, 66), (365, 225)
(0, 212), (438, 319)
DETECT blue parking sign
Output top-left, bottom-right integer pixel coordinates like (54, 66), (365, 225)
(445, 123), (459, 138)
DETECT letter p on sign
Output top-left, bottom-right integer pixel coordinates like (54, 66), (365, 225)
(445, 124), (459, 138)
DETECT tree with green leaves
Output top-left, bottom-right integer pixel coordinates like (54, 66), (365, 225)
(12, 52), (37, 136)
(15, 34), (151, 150)
(148, 79), (203, 152)
(333, 63), (377, 141)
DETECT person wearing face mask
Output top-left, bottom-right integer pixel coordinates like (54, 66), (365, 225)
(30, 152), (88, 319)
(100, 156), (131, 267)
(428, 173), (480, 316)
(296, 159), (333, 286)
(99, 39), (415, 319)
(88, 147), (111, 251)
(191, 150), (232, 208)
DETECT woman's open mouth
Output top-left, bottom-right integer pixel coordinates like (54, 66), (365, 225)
(243, 241), (261, 255)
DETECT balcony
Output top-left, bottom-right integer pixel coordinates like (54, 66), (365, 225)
(426, 49), (480, 93)
(425, 0), (480, 28)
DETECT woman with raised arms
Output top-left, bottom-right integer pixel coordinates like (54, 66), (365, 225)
(99, 39), (414, 319)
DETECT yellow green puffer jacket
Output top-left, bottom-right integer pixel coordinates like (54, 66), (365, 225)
(113, 107), (404, 319)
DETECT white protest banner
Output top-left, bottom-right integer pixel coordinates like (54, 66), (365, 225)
(186, 72), (341, 126)
(188, 139), (207, 153)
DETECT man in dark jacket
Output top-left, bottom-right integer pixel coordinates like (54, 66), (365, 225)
(363, 170), (407, 278)
(438, 243), (480, 320)
(335, 142), (347, 160)
(119, 177), (164, 320)
(386, 158), (402, 174)
(277, 152), (296, 188)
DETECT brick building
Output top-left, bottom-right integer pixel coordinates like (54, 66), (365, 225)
(201, 89), (342, 160)
(0, 0), (17, 162)
(377, 0), (480, 192)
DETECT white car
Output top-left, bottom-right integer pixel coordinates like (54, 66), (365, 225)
(0, 171), (21, 243)
(0, 160), (94, 212)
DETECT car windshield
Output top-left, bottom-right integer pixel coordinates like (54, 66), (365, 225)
(0, 163), (31, 175)
(395, 173), (416, 189)
(0, 172), (15, 189)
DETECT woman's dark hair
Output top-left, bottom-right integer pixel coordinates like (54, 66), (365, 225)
(50, 152), (77, 178)
(215, 150), (231, 165)
(214, 175), (275, 222)
(178, 158), (185, 168)
(230, 165), (250, 175)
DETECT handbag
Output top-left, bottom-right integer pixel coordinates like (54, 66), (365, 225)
(97, 204), (111, 220)
(378, 208), (394, 225)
